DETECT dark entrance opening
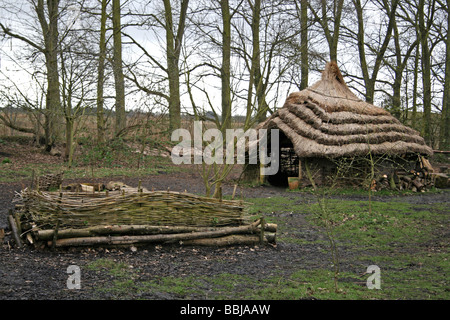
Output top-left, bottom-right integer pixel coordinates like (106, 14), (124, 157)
(267, 131), (300, 187)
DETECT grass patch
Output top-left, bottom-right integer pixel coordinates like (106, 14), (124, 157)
(86, 258), (132, 278)
(303, 200), (448, 248)
(84, 244), (449, 300)
(243, 194), (449, 299)
(246, 196), (448, 248)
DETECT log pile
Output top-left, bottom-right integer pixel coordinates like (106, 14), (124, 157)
(10, 184), (276, 249)
(371, 157), (448, 192)
(373, 170), (432, 192)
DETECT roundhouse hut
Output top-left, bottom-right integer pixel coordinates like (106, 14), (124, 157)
(244, 61), (433, 190)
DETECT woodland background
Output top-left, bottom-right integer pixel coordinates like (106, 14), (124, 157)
(0, 0), (448, 163)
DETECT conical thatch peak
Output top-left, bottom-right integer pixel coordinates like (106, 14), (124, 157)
(259, 61), (433, 158)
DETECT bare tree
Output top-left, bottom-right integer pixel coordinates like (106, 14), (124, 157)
(308, 0), (345, 62)
(382, 1), (418, 119)
(353, 0), (399, 104)
(418, 0), (434, 144)
(164, 0), (189, 130)
(0, 0), (63, 151)
(121, 0), (189, 131)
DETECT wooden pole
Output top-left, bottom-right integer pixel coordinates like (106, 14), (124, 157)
(298, 159), (302, 180)
(182, 233), (276, 246)
(8, 211), (22, 247)
(30, 169), (35, 190)
(231, 184), (237, 200)
(259, 162), (265, 184)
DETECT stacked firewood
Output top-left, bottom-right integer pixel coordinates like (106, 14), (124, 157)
(374, 170), (432, 192)
(372, 157), (449, 192)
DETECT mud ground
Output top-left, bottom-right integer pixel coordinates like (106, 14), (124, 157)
(1, 167), (449, 301)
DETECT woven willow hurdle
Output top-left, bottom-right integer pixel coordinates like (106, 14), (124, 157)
(12, 187), (277, 248)
(17, 188), (250, 228)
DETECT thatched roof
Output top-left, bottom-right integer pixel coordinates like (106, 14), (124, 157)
(258, 61), (433, 158)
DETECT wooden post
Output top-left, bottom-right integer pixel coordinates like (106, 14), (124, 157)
(231, 184), (237, 200)
(51, 217), (60, 250)
(30, 169), (35, 190)
(259, 162), (265, 184)
(298, 159), (302, 180)
(52, 192), (63, 250)
(8, 210), (22, 247)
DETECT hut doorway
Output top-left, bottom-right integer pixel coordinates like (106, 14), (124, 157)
(267, 130), (300, 187)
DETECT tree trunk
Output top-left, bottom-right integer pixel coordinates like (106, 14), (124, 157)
(391, 18), (403, 120)
(221, 0), (232, 133)
(37, 0), (62, 151)
(251, 0), (268, 123)
(391, 17), (418, 121)
(418, 0), (432, 145)
(164, 0), (189, 131)
(310, 0), (344, 62)
(112, 0), (126, 135)
(300, 0), (308, 90)
(440, 0), (450, 150)
(96, 0), (107, 144)
(329, 0), (344, 62)
(412, 43), (419, 130)
(0, 0), (62, 150)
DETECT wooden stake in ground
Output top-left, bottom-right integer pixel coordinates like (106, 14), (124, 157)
(8, 213), (22, 247)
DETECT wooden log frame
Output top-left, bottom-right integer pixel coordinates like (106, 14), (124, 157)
(42, 219), (277, 248)
(33, 223), (278, 241)
(182, 234), (276, 247)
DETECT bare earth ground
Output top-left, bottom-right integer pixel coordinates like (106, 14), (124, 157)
(0, 141), (449, 304)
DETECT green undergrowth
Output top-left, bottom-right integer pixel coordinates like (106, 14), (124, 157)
(0, 154), (186, 183)
(84, 255), (449, 300)
(82, 192), (448, 300)
(247, 195), (448, 248)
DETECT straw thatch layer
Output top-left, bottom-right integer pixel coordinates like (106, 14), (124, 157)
(259, 61), (432, 158)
